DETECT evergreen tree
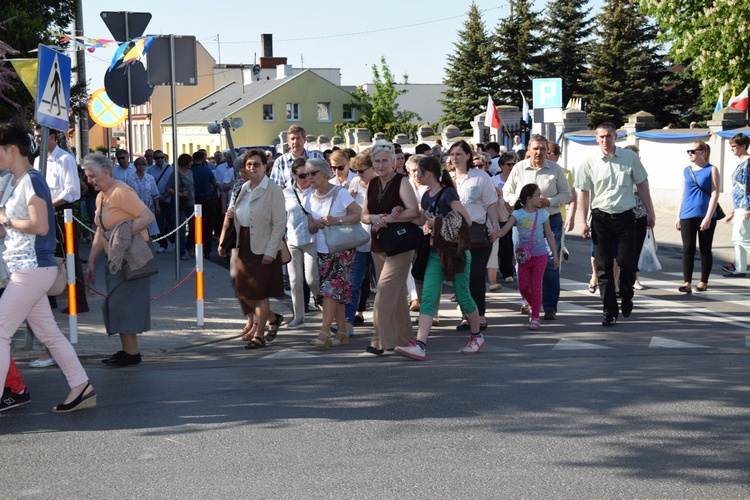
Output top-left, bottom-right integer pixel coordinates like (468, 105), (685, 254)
(582, 0), (666, 127)
(493, 0), (545, 106)
(440, 3), (497, 133)
(540, 0), (594, 104)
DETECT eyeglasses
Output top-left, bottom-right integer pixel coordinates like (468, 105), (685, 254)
(351, 167), (371, 174)
(295, 173), (310, 179)
(686, 149), (704, 154)
(503, 162), (515, 166)
(332, 165), (347, 171)
(245, 161), (264, 168)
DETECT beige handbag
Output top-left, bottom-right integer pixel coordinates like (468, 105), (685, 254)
(48, 257), (67, 296)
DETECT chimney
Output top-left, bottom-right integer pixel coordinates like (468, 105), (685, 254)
(261, 34), (273, 58)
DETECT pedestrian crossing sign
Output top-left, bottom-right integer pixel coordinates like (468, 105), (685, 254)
(35, 44), (71, 131)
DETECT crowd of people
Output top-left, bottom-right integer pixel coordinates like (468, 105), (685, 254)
(2, 119), (750, 412)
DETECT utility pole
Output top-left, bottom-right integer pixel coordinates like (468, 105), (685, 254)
(75, 0), (89, 161)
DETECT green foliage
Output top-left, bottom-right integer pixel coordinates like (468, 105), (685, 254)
(334, 57), (421, 143)
(540, 0), (595, 103)
(657, 60), (704, 127)
(642, 0), (750, 109)
(0, 0), (76, 122)
(582, 0), (666, 127)
(440, 3), (498, 131)
(493, 0), (545, 105)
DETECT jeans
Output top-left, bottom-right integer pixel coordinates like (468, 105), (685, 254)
(156, 200), (174, 248)
(591, 209), (637, 318)
(542, 213), (562, 313)
(346, 251), (370, 324)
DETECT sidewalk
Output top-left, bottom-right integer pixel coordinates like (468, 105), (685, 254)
(9, 204), (740, 360)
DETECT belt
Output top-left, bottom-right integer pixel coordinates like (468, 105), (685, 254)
(592, 208), (634, 219)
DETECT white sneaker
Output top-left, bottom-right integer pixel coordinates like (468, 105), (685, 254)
(504, 276), (514, 283)
(489, 283), (503, 291)
(460, 335), (485, 355)
(633, 280), (645, 290)
(29, 357), (57, 368)
(395, 340), (426, 361)
(287, 318), (305, 328)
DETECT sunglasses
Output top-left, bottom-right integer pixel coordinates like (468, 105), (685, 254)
(307, 171), (321, 177)
(503, 162), (515, 166)
(351, 167), (371, 174)
(332, 165), (347, 171)
(686, 149), (704, 154)
(116, 157), (127, 160)
(296, 173), (310, 179)
(154, 156), (165, 160)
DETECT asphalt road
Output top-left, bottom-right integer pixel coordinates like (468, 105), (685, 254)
(2, 235), (750, 499)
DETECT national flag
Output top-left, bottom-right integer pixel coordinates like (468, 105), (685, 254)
(9, 59), (38, 98)
(715, 88), (724, 112)
(484, 95), (501, 129)
(728, 86), (749, 111)
(520, 91), (530, 124)
(565, 98), (572, 109)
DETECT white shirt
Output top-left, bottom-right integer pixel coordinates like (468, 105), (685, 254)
(283, 185), (315, 247)
(451, 168), (498, 224)
(305, 186), (355, 254)
(33, 146), (80, 203)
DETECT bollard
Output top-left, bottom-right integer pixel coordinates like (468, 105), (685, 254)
(194, 204), (204, 327)
(64, 209), (78, 343)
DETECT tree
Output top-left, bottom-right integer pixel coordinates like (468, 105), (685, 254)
(335, 57), (421, 142)
(0, 0), (76, 122)
(540, 0), (595, 104)
(493, 0), (545, 106)
(0, 21), (21, 114)
(642, 0), (750, 109)
(581, 0), (667, 127)
(440, 2), (498, 133)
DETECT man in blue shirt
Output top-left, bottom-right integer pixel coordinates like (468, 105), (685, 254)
(147, 150), (174, 252)
(269, 125), (323, 188)
(189, 150), (216, 258)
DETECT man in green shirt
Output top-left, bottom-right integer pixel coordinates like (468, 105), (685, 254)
(576, 122), (655, 326)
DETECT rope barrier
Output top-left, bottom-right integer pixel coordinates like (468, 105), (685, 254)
(74, 266), (197, 301)
(71, 212), (195, 242)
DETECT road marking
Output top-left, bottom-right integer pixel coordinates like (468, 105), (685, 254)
(259, 349), (318, 360)
(553, 339), (614, 350)
(649, 337), (709, 349)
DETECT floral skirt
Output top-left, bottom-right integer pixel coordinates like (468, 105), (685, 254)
(317, 249), (354, 304)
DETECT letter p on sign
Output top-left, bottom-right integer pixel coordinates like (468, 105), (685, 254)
(532, 78), (563, 109)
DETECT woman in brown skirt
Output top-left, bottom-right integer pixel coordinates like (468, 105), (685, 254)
(218, 149), (286, 349)
(361, 140), (421, 355)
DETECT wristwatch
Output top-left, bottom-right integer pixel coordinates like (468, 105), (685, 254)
(2, 217), (11, 229)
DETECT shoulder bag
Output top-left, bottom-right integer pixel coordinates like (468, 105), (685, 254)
(686, 166), (725, 220)
(515, 210), (538, 265)
(377, 222), (424, 257)
(411, 187), (445, 280)
(469, 220), (490, 250)
(322, 186), (370, 253)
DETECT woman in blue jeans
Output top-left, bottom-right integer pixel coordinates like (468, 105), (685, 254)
(395, 156), (482, 361)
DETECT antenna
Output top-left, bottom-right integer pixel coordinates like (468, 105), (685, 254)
(300, 54), (303, 68)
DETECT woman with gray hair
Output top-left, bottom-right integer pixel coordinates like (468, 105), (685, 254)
(304, 157), (362, 348)
(84, 152), (155, 366)
(361, 140), (421, 355)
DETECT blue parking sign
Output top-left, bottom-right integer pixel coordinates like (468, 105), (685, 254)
(35, 44), (71, 131)
(532, 78), (563, 109)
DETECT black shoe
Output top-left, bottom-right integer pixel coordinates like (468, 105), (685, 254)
(0, 388), (31, 412)
(52, 382), (96, 413)
(62, 305), (90, 314)
(722, 272), (746, 278)
(678, 285), (692, 294)
(456, 321), (470, 331)
(543, 310), (557, 320)
(721, 263), (736, 274)
(602, 315), (617, 327)
(353, 315), (364, 326)
(621, 300), (633, 318)
(365, 346), (384, 356)
(102, 350), (125, 364)
(103, 351), (141, 366)
(479, 322), (488, 331)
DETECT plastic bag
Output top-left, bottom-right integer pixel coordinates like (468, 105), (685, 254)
(638, 228), (661, 272)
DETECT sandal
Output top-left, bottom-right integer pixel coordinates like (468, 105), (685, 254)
(310, 332), (330, 349)
(528, 319), (540, 330)
(241, 323), (258, 341)
(330, 332), (350, 347)
(588, 282), (597, 294)
(266, 313), (284, 342)
(244, 336), (266, 349)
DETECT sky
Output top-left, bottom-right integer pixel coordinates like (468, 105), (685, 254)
(80, 0), (605, 94)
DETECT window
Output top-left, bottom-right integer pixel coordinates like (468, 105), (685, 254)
(317, 102), (331, 122)
(343, 104), (355, 122)
(263, 104), (274, 121)
(286, 103), (300, 121)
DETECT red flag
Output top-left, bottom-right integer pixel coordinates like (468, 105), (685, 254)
(484, 95), (502, 129)
(729, 86), (748, 111)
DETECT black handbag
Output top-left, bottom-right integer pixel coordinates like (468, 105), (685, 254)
(123, 256), (159, 281)
(469, 222), (490, 249)
(411, 234), (431, 280)
(377, 222), (424, 256)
